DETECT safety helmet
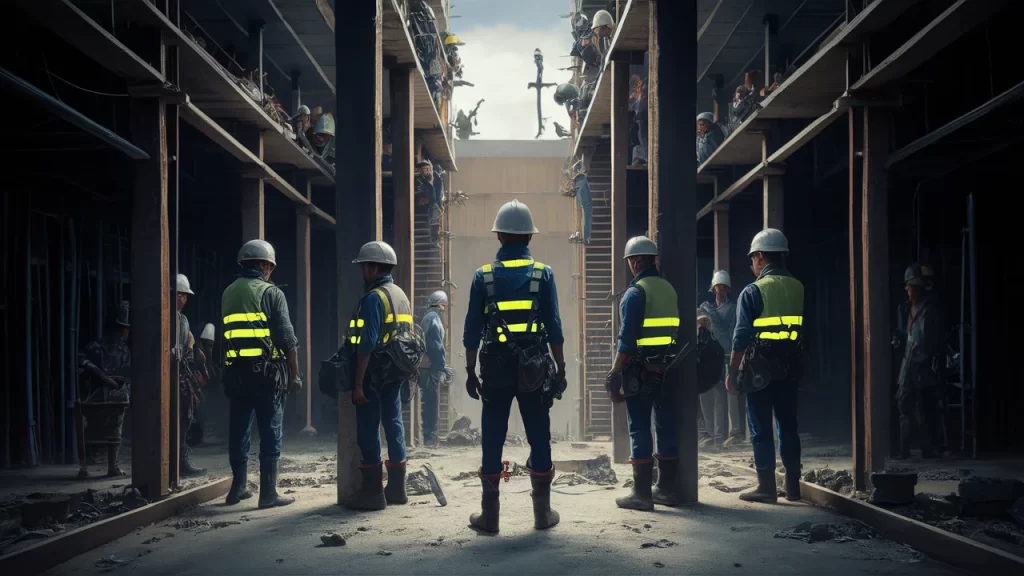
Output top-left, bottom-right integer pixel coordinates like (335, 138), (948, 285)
(592, 9), (614, 29)
(176, 273), (195, 295)
(710, 269), (731, 290)
(748, 228), (789, 255)
(292, 104), (310, 120)
(352, 240), (398, 265)
(491, 200), (539, 235)
(904, 264), (925, 287)
(427, 290), (449, 307)
(238, 239), (277, 266)
(444, 34), (464, 46)
(697, 112), (714, 124)
(200, 323), (215, 341)
(115, 300), (131, 328)
(696, 307), (711, 322)
(554, 83), (580, 105)
(624, 236), (658, 258)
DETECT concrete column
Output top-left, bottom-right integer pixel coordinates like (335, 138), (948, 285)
(240, 130), (265, 241)
(248, 20), (265, 101)
(848, 107), (867, 490)
(763, 14), (779, 87)
(610, 57), (630, 464)
(763, 176), (783, 230)
(712, 205), (729, 271)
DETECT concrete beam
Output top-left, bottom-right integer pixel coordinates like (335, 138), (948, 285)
(610, 59), (630, 465)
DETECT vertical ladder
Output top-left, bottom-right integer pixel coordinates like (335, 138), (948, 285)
(583, 145), (614, 440)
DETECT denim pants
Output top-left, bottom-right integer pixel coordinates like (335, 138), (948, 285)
(575, 175), (593, 242)
(481, 386), (551, 475)
(228, 392), (284, 467)
(746, 375), (800, 471)
(419, 369), (440, 445)
(356, 382), (407, 465)
(625, 390), (677, 461)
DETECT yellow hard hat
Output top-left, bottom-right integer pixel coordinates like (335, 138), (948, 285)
(444, 34), (465, 46)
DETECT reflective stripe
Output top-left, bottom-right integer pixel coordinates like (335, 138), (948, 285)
(223, 312), (268, 324)
(642, 317), (680, 328)
(224, 328), (271, 339)
(349, 336), (362, 344)
(757, 330), (799, 341)
(637, 336), (675, 346)
(349, 318), (365, 328)
(483, 300), (533, 313)
(752, 315), (803, 327)
(226, 349), (264, 358)
(384, 313), (414, 324)
(497, 323), (540, 333)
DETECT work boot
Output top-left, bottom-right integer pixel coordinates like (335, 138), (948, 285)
(384, 461), (408, 505)
(258, 460), (295, 509)
(652, 456), (680, 507)
(345, 464), (387, 511)
(739, 469), (778, 503)
(698, 436), (714, 449)
(469, 472), (501, 533)
(616, 460), (655, 511)
(225, 462), (253, 505)
(530, 470), (560, 530)
(180, 456), (206, 477)
(107, 444), (125, 477)
(785, 469), (801, 502)
(722, 434), (746, 448)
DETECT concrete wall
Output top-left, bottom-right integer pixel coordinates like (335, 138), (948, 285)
(447, 140), (580, 438)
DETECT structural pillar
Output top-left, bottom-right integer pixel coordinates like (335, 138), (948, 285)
(336, 0), (383, 504)
(297, 204), (316, 435)
(763, 176), (783, 230)
(610, 56), (630, 464)
(248, 20), (265, 101)
(712, 205), (729, 271)
(654, 0), (699, 503)
(240, 130), (265, 241)
(763, 14), (779, 87)
(848, 106), (867, 491)
(130, 96), (171, 501)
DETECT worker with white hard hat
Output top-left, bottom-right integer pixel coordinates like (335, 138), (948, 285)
(592, 9), (615, 37)
(697, 112), (725, 164)
(463, 199), (565, 533)
(697, 268), (742, 452)
(172, 273), (206, 478)
(727, 228), (805, 504)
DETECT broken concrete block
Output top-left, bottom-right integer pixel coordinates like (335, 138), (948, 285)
(20, 495), (73, 529)
(868, 471), (917, 506)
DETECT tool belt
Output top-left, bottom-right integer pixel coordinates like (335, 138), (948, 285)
(737, 340), (801, 394)
(622, 360), (666, 398)
(367, 289), (425, 388)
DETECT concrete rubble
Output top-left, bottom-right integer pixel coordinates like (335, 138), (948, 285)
(804, 467), (855, 495)
(773, 521), (877, 544)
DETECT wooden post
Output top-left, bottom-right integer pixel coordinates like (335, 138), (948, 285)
(647, 2), (659, 242)
(862, 108), (890, 485)
(849, 106), (866, 491)
(240, 130), (265, 241)
(336, 0), (383, 504)
(655, 0), (699, 503)
(392, 66), (417, 448)
(297, 204), (316, 435)
(130, 96), (171, 501)
(610, 57), (630, 464)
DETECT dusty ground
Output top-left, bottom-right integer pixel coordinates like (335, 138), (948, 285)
(40, 436), (965, 576)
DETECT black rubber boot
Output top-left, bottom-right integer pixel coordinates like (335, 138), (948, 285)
(616, 461), (655, 511)
(107, 444), (125, 477)
(258, 460), (295, 509)
(785, 469), (801, 501)
(345, 464), (387, 511)
(469, 472), (501, 533)
(384, 461), (408, 505)
(739, 468), (778, 503)
(530, 471), (560, 530)
(225, 462), (253, 505)
(652, 456), (680, 507)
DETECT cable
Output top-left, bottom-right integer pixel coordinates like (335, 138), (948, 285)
(48, 71), (129, 97)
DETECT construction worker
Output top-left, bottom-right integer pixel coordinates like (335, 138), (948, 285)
(592, 9), (616, 38)
(464, 200), (566, 533)
(420, 290), (449, 447)
(607, 236), (681, 511)
(726, 229), (804, 503)
(345, 241), (415, 511)
(173, 273), (205, 477)
(554, 83), (582, 127)
(76, 300), (131, 478)
(222, 240), (301, 508)
(700, 269), (744, 447)
(892, 263), (946, 459)
(697, 112), (725, 164)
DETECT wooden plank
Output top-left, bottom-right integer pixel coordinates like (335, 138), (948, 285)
(614, 0), (651, 52)
(0, 478), (231, 575)
(610, 60), (630, 464)
(179, 102), (260, 164)
(129, 96), (171, 502)
(766, 101), (848, 164)
(573, 72), (613, 157)
(853, 0), (1007, 93)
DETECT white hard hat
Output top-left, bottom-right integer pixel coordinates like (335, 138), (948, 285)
(238, 239), (277, 266)
(624, 236), (658, 258)
(697, 112), (714, 124)
(592, 9), (614, 28)
(491, 200), (539, 235)
(427, 290), (449, 306)
(748, 228), (789, 255)
(710, 269), (731, 289)
(200, 323), (215, 341)
(176, 273), (194, 295)
(353, 241), (399, 265)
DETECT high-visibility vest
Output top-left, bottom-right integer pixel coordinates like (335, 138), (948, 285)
(348, 281), (413, 348)
(221, 277), (283, 365)
(479, 259), (547, 344)
(634, 275), (680, 349)
(752, 274), (804, 341)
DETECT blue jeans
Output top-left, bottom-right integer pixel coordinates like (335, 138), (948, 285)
(419, 369), (440, 445)
(575, 175), (593, 242)
(228, 393), (284, 466)
(625, 391), (677, 461)
(356, 382), (407, 465)
(746, 375), (801, 471)
(481, 386), (551, 475)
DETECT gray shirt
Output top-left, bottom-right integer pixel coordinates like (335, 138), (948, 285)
(262, 285), (299, 351)
(702, 297), (736, 359)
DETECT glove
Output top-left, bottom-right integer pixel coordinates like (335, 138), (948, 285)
(606, 371), (625, 403)
(466, 371), (481, 400)
(288, 374), (303, 395)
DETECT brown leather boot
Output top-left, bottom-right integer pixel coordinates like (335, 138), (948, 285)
(384, 461), (408, 505)
(469, 471), (501, 533)
(616, 460), (655, 511)
(530, 469), (560, 530)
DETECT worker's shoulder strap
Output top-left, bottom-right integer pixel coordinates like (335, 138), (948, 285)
(372, 287), (394, 324)
(478, 259), (547, 310)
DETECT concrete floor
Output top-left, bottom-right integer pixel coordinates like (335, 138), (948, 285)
(41, 439), (965, 576)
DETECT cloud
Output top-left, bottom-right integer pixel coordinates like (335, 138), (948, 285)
(451, 23), (578, 140)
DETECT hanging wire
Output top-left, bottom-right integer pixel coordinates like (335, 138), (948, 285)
(43, 53), (128, 98)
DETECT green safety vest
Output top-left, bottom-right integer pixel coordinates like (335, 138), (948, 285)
(752, 274), (805, 341)
(634, 275), (680, 348)
(480, 258), (547, 344)
(348, 282), (413, 348)
(221, 277), (283, 365)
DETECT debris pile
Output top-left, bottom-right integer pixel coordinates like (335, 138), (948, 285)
(406, 471), (434, 496)
(804, 467), (855, 495)
(774, 521), (876, 544)
(442, 416), (480, 446)
(279, 477), (318, 488)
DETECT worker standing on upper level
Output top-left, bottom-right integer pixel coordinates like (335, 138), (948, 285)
(420, 290), (450, 448)
(726, 228), (805, 503)
(344, 241), (423, 512)
(464, 200), (566, 534)
(607, 236), (682, 511)
(221, 240), (301, 509)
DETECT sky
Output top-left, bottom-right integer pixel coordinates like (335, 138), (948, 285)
(447, 0), (578, 140)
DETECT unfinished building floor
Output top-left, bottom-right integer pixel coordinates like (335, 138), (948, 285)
(39, 441), (964, 575)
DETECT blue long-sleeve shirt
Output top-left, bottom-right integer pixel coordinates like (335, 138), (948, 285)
(617, 265), (659, 354)
(422, 307), (446, 371)
(355, 274), (396, 355)
(732, 263), (792, 352)
(463, 241), (564, 349)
